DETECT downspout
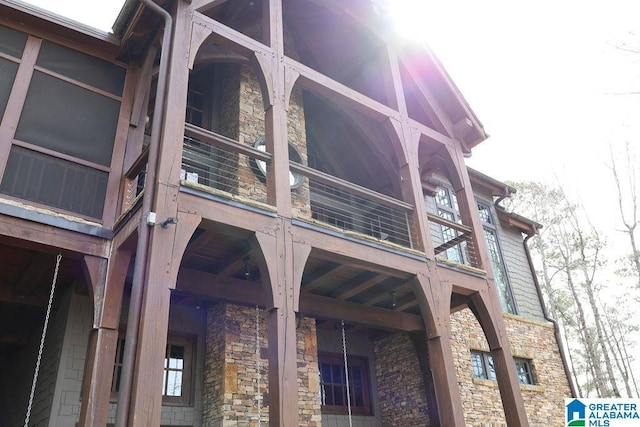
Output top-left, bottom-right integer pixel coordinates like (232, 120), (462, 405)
(523, 231), (578, 397)
(114, 1), (173, 426)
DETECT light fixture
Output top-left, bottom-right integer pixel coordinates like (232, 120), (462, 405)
(390, 291), (397, 309)
(160, 216), (178, 228)
(243, 256), (251, 280)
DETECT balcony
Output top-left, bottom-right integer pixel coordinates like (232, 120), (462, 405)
(178, 123), (417, 250)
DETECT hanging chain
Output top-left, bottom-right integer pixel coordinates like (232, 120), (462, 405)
(341, 320), (353, 427)
(256, 305), (261, 427)
(24, 253), (62, 427)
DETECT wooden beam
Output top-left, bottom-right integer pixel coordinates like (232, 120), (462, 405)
(176, 267), (424, 332)
(0, 213), (109, 258)
(0, 285), (47, 306)
(178, 192), (276, 232)
(301, 262), (342, 292)
(401, 60), (453, 137)
(181, 230), (216, 263)
(334, 272), (385, 301)
(395, 300), (418, 312)
(301, 292), (424, 332)
(217, 247), (253, 277)
(13, 251), (51, 297)
(192, 11), (273, 57)
(293, 226), (424, 278)
(285, 57), (398, 123)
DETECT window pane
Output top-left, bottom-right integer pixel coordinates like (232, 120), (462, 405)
(37, 41), (126, 96)
(16, 71), (120, 166)
(0, 58), (19, 119)
(486, 355), (497, 381)
(320, 363), (331, 383)
(516, 359), (534, 384)
(333, 385), (344, 406)
(477, 203), (491, 224)
(1, 146), (107, 218)
(435, 187), (451, 207)
(165, 371), (183, 396)
(331, 364), (343, 384)
(0, 25), (27, 58)
(483, 227), (516, 313)
(168, 345), (185, 369)
(471, 352), (486, 379)
(352, 385), (364, 407)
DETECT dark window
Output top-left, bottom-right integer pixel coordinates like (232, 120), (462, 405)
(0, 58), (19, 119)
(112, 334), (194, 406)
(0, 25), (27, 58)
(15, 71), (120, 167)
(515, 358), (535, 385)
(319, 352), (372, 416)
(471, 350), (496, 381)
(470, 350), (535, 385)
(477, 202), (516, 314)
(36, 41), (126, 96)
(0, 146), (107, 218)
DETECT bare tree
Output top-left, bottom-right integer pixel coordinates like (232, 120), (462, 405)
(505, 181), (634, 397)
(609, 143), (640, 288)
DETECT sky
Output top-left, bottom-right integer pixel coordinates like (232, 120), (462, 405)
(22, 0), (640, 234)
(386, 0), (640, 244)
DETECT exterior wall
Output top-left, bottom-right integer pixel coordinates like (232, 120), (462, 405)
(473, 190), (545, 321)
(203, 304), (321, 426)
(106, 303), (206, 426)
(494, 219), (545, 321)
(450, 308), (571, 427)
(29, 286), (74, 426)
(0, 287), (72, 427)
(18, 291), (207, 427)
(49, 291), (92, 426)
(372, 333), (430, 426)
(317, 328), (383, 427)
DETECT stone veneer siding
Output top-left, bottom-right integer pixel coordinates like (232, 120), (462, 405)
(214, 61), (311, 217)
(372, 333), (430, 426)
(203, 304), (321, 426)
(450, 308), (571, 426)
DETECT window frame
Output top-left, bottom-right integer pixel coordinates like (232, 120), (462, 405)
(470, 350), (536, 385)
(476, 201), (518, 314)
(433, 186), (466, 263)
(111, 333), (195, 406)
(318, 351), (373, 416)
(0, 34), (126, 222)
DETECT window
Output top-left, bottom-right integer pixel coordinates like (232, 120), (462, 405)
(477, 203), (516, 314)
(471, 350), (496, 381)
(433, 187), (464, 263)
(319, 352), (372, 416)
(112, 334), (194, 405)
(470, 350), (535, 385)
(515, 358), (535, 385)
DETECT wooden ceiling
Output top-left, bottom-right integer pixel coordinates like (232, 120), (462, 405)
(175, 223), (425, 333)
(0, 239), (83, 357)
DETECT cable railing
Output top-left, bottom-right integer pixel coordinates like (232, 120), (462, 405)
(290, 163), (416, 249)
(181, 123), (416, 250)
(182, 123), (272, 203)
(427, 212), (480, 268)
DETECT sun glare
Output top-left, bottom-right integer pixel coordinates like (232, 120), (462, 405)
(385, 0), (434, 42)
